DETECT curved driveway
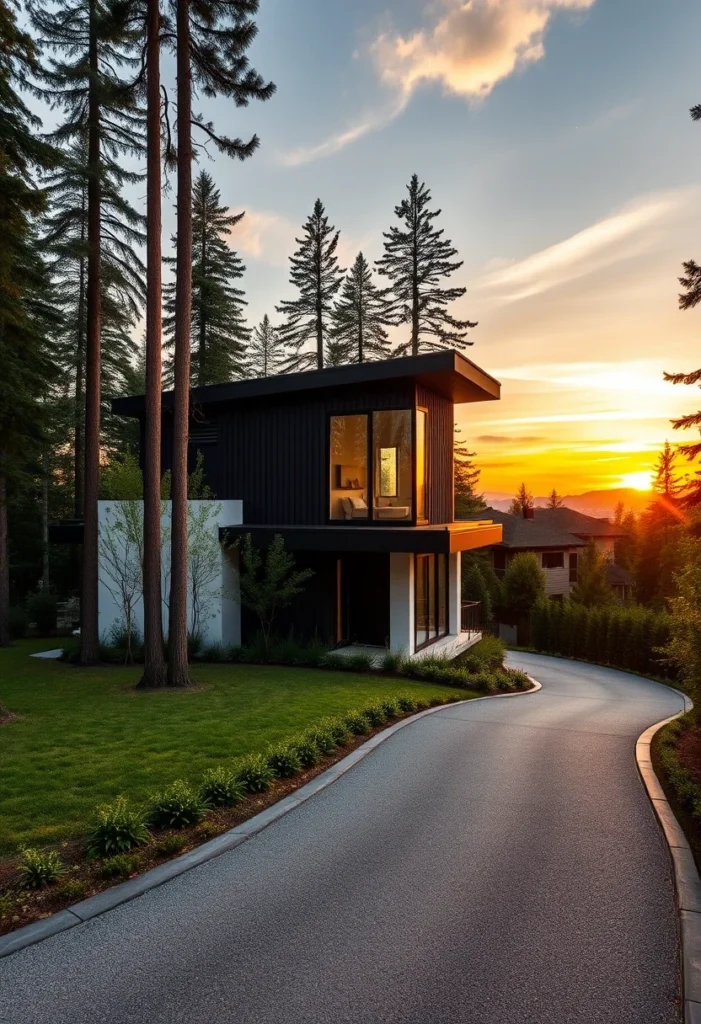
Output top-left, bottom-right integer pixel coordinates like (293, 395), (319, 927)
(0, 653), (686, 1024)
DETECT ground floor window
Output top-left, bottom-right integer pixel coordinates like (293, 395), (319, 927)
(415, 553), (449, 651)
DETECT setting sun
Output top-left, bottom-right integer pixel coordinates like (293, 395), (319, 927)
(618, 471), (654, 491)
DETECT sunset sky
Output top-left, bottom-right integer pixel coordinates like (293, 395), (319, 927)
(165, 0), (699, 496)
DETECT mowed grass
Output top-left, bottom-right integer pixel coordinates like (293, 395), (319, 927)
(0, 640), (472, 855)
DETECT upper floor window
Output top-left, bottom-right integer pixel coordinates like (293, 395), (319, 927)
(416, 409), (427, 521)
(329, 409), (418, 522)
(330, 414), (368, 520)
(542, 551), (564, 569)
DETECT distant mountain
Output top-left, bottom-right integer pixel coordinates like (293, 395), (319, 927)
(484, 488), (651, 519)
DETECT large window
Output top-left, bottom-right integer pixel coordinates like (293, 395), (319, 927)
(542, 551), (564, 569)
(415, 553), (449, 651)
(416, 409), (427, 521)
(373, 410), (412, 521)
(329, 415), (369, 520)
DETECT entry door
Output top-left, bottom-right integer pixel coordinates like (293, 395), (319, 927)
(341, 553), (390, 647)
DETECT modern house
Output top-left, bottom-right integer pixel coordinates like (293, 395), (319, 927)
(461, 506), (633, 601)
(110, 351), (504, 659)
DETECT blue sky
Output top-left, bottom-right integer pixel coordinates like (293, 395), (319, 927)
(35, 0), (701, 495)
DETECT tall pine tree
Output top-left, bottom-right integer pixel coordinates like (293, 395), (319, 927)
(31, 0), (145, 663)
(248, 314), (283, 378)
(0, 0), (58, 645)
(329, 251), (393, 365)
(166, 0), (274, 687)
(653, 441), (684, 500)
(276, 199), (344, 372)
(376, 174), (476, 356)
(664, 102), (701, 506)
(164, 170), (248, 386)
(454, 426), (484, 518)
(509, 482), (533, 516)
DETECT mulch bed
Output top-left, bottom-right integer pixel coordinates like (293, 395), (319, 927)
(677, 727), (701, 785)
(0, 709), (441, 936)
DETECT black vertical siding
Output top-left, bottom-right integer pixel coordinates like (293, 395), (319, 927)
(416, 383), (453, 525)
(159, 378), (455, 525)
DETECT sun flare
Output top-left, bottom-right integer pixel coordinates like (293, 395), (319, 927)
(618, 470), (654, 491)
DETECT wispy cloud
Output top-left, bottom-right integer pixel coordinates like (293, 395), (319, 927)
(475, 190), (689, 303)
(281, 0), (595, 166)
(476, 434), (546, 443)
(234, 208), (366, 274)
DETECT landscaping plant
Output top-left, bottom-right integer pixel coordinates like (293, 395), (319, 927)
(19, 847), (63, 889)
(233, 753), (276, 793)
(266, 742), (303, 779)
(149, 781), (206, 830)
(199, 766), (245, 808)
(87, 796), (151, 858)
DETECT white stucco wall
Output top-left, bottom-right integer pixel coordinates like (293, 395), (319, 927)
(98, 499), (242, 648)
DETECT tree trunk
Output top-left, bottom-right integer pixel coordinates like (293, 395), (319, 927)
(74, 244), (86, 519)
(41, 458), (50, 591)
(315, 234), (323, 369)
(411, 198), (419, 357)
(167, 0), (193, 687)
(0, 471), (9, 647)
(198, 199), (206, 385)
(138, 0), (167, 689)
(79, 0), (102, 665)
(358, 274), (364, 363)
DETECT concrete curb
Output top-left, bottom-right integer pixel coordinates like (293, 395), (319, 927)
(0, 678), (542, 961)
(635, 689), (698, 1024)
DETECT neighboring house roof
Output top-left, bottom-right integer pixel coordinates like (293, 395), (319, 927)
(606, 562), (634, 587)
(534, 506), (627, 539)
(113, 350), (501, 418)
(460, 508), (587, 550)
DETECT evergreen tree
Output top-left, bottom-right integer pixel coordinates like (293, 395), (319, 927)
(164, 170), (249, 386)
(329, 252), (393, 365)
(571, 543), (614, 607)
(546, 489), (564, 508)
(509, 482), (533, 516)
(652, 441), (683, 500)
(376, 174), (476, 356)
(166, 0), (275, 687)
(248, 314), (284, 378)
(0, 0), (59, 645)
(663, 101), (701, 505)
(613, 502), (637, 572)
(31, 0), (146, 664)
(454, 426), (485, 517)
(462, 562), (492, 626)
(276, 199), (344, 371)
(501, 552), (546, 617)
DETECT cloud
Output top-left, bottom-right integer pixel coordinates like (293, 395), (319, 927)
(373, 0), (595, 102)
(282, 0), (594, 165)
(474, 190), (689, 303)
(233, 208), (366, 274)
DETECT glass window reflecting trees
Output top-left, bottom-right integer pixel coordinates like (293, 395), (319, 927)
(415, 553), (448, 651)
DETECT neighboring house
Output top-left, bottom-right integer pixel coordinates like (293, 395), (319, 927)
(108, 351), (503, 660)
(461, 506), (633, 601)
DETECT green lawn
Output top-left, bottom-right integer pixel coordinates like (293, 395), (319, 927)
(0, 639), (470, 855)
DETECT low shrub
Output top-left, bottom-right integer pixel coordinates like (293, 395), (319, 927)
(19, 847), (63, 889)
(345, 653), (374, 673)
(396, 693), (418, 713)
(0, 892), (16, 919)
(155, 833), (189, 856)
(202, 642), (226, 663)
(344, 710), (371, 735)
(462, 635), (506, 672)
(468, 671), (499, 694)
(187, 632), (204, 660)
(26, 589), (58, 635)
(320, 717), (351, 746)
(268, 635), (328, 668)
(9, 606), (28, 640)
(266, 742), (303, 779)
(380, 651), (405, 675)
(291, 734), (320, 768)
(429, 696), (443, 707)
(234, 753), (275, 793)
(363, 702), (388, 727)
(377, 695), (400, 718)
(225, 644), (245, 663)
(101, 853), (140, 879)
(87, 796), (151, 857)
(56, 878), (89, 901)
(199, 766), (245, 808)
(148, 781), (205, 830)
(305, 724), (337, 756)
(321, 652), (374, 673)
(320, 652), (349, 671)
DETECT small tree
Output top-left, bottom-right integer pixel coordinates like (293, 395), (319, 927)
(99, 502), (143, 663)
(652, 442), (683, 500)
(462, 562), (492, 626)
(248, 315), (284, 378)
(100, 454), (143, 500)
(454, 426), (485, 517)
(329, 252), (394, 365)
(570, 543), (614, 607)
(501, 552), (546, 618)
(660, 537), (701, 717)
(546, 489), (564, 508)
(237, 533), (313, 653)
(509, 483), (533, 516)
(187, 502), (222, 642)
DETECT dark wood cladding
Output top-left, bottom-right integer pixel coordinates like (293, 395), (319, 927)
(416, 383), (453, 525)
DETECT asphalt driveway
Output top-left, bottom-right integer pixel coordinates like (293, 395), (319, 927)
(0, 653), (686, 1023)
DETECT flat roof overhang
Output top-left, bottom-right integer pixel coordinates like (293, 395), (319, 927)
(113, 350), (501, 419)
(220, 521), (503, 557)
